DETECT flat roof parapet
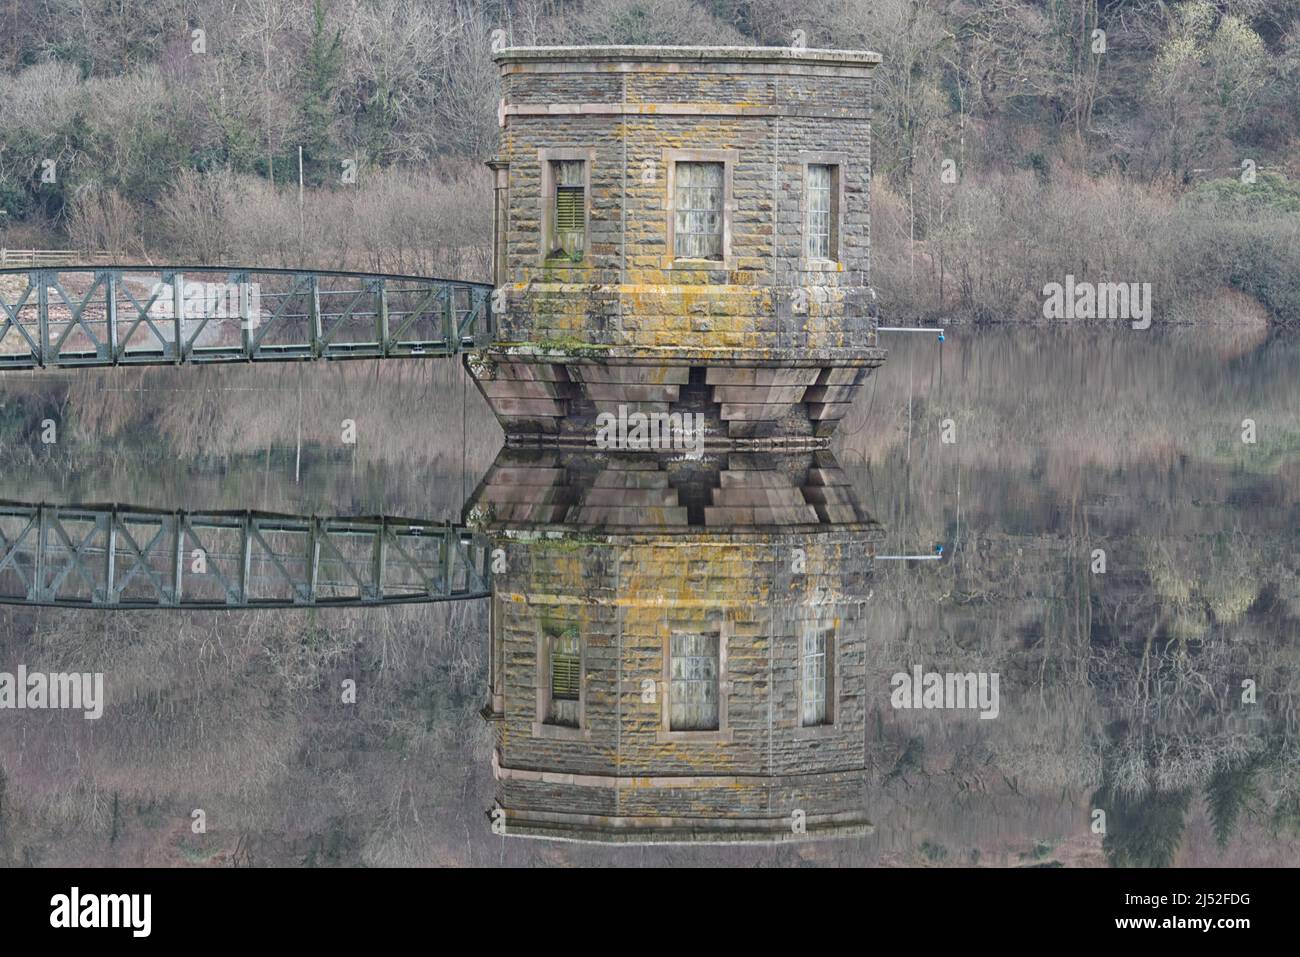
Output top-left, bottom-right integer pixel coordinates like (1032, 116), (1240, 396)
(495, 44), (882, 68)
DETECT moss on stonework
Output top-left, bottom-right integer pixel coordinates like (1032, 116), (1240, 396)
(531, 535), (608, 552)
(464, 352), (494, 379)
(527, 336), (613, 356)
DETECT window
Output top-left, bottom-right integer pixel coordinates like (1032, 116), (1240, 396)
(806, 164), (839, 262)
(551, 160), (585, 259)
(669, 631), (720, 731)
(663, 150), (735, 270)
(674, 162), (724, 260)
(545, 621), (580, 727)
(801, 623), (834, 726)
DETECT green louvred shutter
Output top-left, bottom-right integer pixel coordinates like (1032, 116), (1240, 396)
(551, 653), (580, 699)
(556, 185), (584, 231)
(550, 629), (580, 701)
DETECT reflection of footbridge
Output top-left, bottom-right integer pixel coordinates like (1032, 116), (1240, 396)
(0, 503), (490, 609)
(0, 266), (493, 367)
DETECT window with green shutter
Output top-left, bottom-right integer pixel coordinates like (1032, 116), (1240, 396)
(551, 637), (580, 700)
(550, 160), (586, 260)
(545, 621), (581, 727)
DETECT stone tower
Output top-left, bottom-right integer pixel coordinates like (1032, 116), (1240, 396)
(471, 45), (885, 445)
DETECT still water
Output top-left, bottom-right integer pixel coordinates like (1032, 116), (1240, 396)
(0, 326), (1296, 866)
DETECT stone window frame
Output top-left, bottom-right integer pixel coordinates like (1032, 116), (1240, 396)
(794, 614), (841, 740)
(532, 613), (589, 741)
(798, 151), (847, 272)
(663, 148), (738, 271)
(656, 618), (734, 744)
(538, 147), (594, 266)
(487, 160), (510, 287)
(485, 594), (504, 719)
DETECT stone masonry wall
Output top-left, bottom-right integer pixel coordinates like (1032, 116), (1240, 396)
(491, 533), (873, 819)
(494, 48), (878, 356)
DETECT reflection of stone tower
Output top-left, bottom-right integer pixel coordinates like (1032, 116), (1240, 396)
(472, 46), (886, 445)
(469, 451), (879, 842)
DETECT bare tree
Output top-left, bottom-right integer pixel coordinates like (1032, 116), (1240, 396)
(66, 187), (141, 259)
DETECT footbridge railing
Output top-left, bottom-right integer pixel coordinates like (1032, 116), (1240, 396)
(0, 502), (491, 609)
(0, 266), (493, 369)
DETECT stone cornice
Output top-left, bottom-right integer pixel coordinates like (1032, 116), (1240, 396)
(495, 45), (882, 68)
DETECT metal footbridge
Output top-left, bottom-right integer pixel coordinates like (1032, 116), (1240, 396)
(0, 266), (492, 368)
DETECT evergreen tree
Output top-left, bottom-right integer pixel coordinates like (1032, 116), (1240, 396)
(1205, 758), (1262, 850)
(1093, 784), (1191, 868)
(300, 0), (343, 186)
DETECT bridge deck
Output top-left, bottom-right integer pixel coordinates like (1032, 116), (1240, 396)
(0, 503), (490, 609)
(0, 267), (493, 368)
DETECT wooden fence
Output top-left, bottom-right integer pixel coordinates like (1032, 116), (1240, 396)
(0, 249), (121, 268)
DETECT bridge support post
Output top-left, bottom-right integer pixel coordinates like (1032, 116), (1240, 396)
(442, 286), (454, 354)
(35, 271), (48, 368)
(309, 274), (322, 358)
(376, 278), (390, 357)
(33, 506), (49, 602)
(371, 523), (386, 602)
(103, 514), (117, 606)
(307, 521), (321, 602)
(238, 271), (253, 358)
(172, 518), (184, 606)
(104, 271), (118, 361)
(441, 527), (453, 598)
(239, 521), (252, 606)
(172, 273), (184, 363)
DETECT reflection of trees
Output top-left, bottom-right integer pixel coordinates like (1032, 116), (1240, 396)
(6, 325), (1299, 864)
(1205, 755), (1264, 849)
(0, 599), (495, 867)
(0, 356), (499, 483)
(0, 361), (498, 523)
(1092, 749), (1286, 866)
(839, 332), (1300, 864)
(867, 519), (1300, 863)
(1092, 780), (1191, 869)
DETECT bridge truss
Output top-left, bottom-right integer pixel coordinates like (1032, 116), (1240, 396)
(0, 503), (491, 609)
(0, 266), (493, 369)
